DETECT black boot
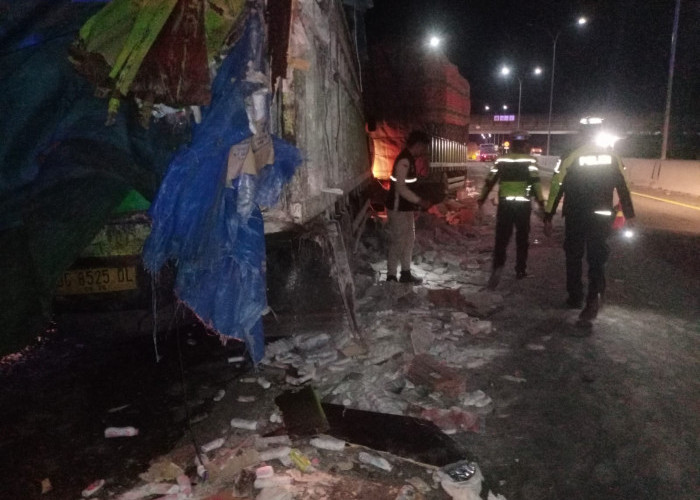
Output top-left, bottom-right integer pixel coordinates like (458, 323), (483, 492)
(566, 296), (583, 308)
(579, 296), (600, 321)
(386, 275), (397, 282)
(487, 267), (503, 290)
(399, 271), (423, 285)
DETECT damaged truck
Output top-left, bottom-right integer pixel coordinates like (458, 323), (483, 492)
(0, 0), (373, 358)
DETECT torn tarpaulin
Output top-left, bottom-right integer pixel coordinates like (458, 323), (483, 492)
(143, 12), (301, 363)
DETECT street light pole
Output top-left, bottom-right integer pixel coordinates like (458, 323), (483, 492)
(517, 77), (523, 129)
(500, 66), (526, 131)
(545, 17), (586, 157)
(661, 0), (682, 160)
(546, 32), (560, 156)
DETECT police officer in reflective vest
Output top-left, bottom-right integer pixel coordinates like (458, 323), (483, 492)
(544, 117), (635, 321)
(386, 130), (432, 284)
(478, 131), (545, 289)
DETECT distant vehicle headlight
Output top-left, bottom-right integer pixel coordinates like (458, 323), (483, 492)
(594, 131), (620, 148)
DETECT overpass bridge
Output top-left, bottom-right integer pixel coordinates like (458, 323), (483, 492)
(423, 112), (693, 168)
(469, 113), (665, 135)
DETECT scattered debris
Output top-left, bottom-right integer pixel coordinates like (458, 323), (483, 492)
(37, 187), (524, 500)
(420, 407), (481, 434)
(406, 476), (432, 494)
(201, 437), (226, 453)
(176, 474), (192, 496)
(258, 446), (292, 463)
(255, 435), (292, 449)
(205, 446), (259, 483)
(188, 412), (209, 425)
(459, 390), (492, 409)
(289, 448), (313, 472)
(255, 486), (293, 500)
(254, 473), (293, 489)
(358, 451), (393, 471)
(407, 353), (466, 397)
(459, 290), (504, 317)
(104, 426), (139, 438)
(138, 459), (183, 483)
(465, 318), (493, 336)
(41, 478), (52, 494)
(285, 372), (315, 386)
(256, 465), (274, 479)
(115, 481), (179, 500)
(81, 479), (105, 498)
(395, 484), (418, 500)
(107, 404), (131, 413)
(525, 343), (546, 351)
(230, 418), (258, 430)
(438, 461), (483, 500)
(310, 435), (346, 451)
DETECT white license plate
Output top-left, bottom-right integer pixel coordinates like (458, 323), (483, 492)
(55, 266), (138, 295)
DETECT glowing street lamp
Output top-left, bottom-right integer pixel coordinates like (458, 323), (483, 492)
(484, 105), (490, 111)
(545, 16), (588, 155)
(502, 104), (508, 110)
(428, 35), (441, 48)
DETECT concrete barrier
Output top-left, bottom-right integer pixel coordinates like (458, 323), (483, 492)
(621, 158), (659, 188)
(539, 155), (699, 196)
(438, 156), (699, 197)
(623, 158), (700, 196)
(535, 155), (560, 172)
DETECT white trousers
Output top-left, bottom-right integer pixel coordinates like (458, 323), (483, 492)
(387, 210), (415, 276)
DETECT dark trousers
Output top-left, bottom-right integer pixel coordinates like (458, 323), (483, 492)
(493, 200), (532, 273)
(564, 213), (612, 304)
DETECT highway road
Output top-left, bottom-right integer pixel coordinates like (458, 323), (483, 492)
(456, 160), (699, 499)
(454, 159), (700, 235)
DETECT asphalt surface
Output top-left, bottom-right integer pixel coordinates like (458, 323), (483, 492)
(0, 322), (250, 499)
(452, 163), (700, 499)
(1, 163), (698, 499)
(628, 186), (700, 235)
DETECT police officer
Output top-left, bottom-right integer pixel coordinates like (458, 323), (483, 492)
(544, 117), (635, 321)
(478, 131), (545, 289)
(386, 130), (432, 284)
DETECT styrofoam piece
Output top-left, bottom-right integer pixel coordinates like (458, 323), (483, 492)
(201, 437), (225, 453)
(104, 426), (138, 438)
(309, 435), (346, 451)
(230, 418), (258, 430)
(254, 474), (293, 489)
(256, 465), (275, 479)
(358, 451), (392, 471)
(258, 446), (291, 462)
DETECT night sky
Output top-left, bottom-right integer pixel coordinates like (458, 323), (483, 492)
(365, 0), (699, 121)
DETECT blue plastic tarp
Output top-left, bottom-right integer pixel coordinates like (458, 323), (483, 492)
(143, 13), (301, 363)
